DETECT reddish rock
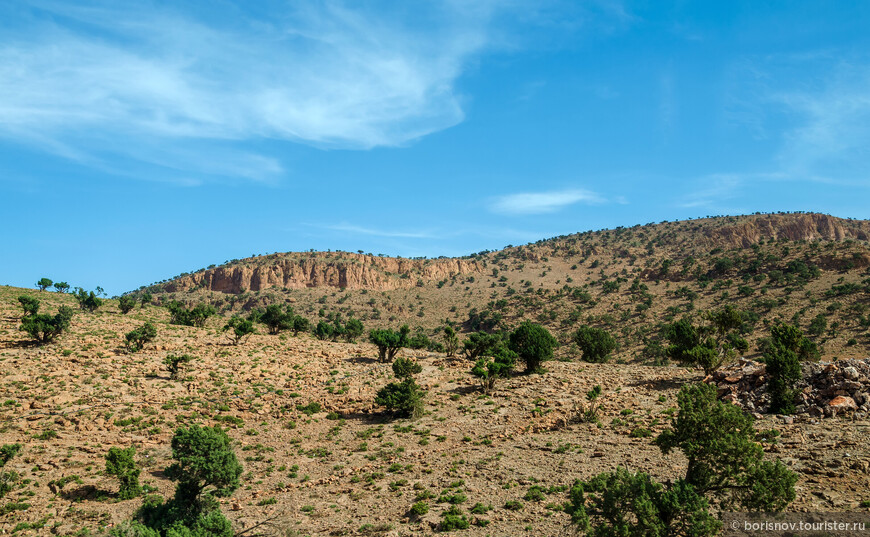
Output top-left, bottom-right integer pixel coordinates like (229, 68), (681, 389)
(828, 396), (857, 412)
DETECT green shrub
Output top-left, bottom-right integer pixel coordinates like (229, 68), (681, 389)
(569, 467), (719, 536)
(0, 444), (22, 499)
(164, 354), (195, 380)
(125, 322), (157, 352)
(375, 379), (424, 419)
(18, 295), (39, 317)
(470, 347), (516, 394)
(20, 306), (74, 345)
(409, 501), (429, 516)
(106, 447), (142, 500)
(571, 383), (796, 536)
(573, 326), (616, 363)
(167, 302), (216, 327)
(369, 325), (411, 362)
(655, 383), (797, 509)
(119, 296), (137, 314)
(443, 326), (459, 357)
(74, 288), (103, 312)
(222, 317), (255, 345)
(392, 357), (422, 379)
(765, 324), (815, 414)
(509, 321), (557, 373)
(440, 506), (470, 531)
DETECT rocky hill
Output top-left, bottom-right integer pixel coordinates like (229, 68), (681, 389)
(2, 211), (869, 535)
(139, 212), (870, 362)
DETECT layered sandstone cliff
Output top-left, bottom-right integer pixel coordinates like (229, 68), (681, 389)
(701, 214), (870, 248)
(162, 253), (482, 294)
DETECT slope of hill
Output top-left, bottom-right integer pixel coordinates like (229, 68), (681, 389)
(140, 212), (870, 362)
(1, 212), (869, 535)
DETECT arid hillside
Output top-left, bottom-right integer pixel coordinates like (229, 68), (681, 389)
(141, 212), (870, 363)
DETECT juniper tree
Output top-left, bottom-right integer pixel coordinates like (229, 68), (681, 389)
(119, 296), (137, 314)
(36, 277), (53, 291)
(106, 447), (142, 500)
(18, 295), (40, 317)
(222, 317), (255, 345)
(125, 322), (157, 352)
(74, 288), (103, 312)
(369, 325), (411, 363)
(137, 425), (241, 535)
(573, 325), (617, 363)
(20, 306), (74, 345)
(443, 326), (459, 357)
(765, 323), (816, 414)
(509, 321), (557, 373)
(376, 355), (425, 418)
(570, 383), (796, 536)
(164, 354), (195, 380)
(53, 281), (70, 293)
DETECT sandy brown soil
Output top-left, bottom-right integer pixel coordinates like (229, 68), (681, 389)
(1, 287), (868, 536)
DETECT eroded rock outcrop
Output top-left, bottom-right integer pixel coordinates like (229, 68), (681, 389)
(162, 253), (483, 294)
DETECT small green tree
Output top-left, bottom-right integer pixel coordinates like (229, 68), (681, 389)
(0, 443), (22, 499)
(344, 318), (364, 342)
(376, 355), (425, 419)
(119, 296), (137, 314)
(259, 305), (291, 335)
(140, 292), (153, 307)
(106, 447), (142, 500)
(53, 281), (70, 293)
(655, 383), (797, 510)
(462, 331), (503, 361)
(392, 357), (422, 378)
(74, 288), (103, 312)
(138, 425), (241, 534)
(470, 350), (515, 394)
(18, 295), (40, 317)
(663, 308), (748, 375)
(375, 379), (425, 419)
(443, 326), (459, 357)
(569, 467), (720, 536)
(314, 320), (334, 341)
(369, 325), (411, 363)
(125, 322), (157, 352)
(575, 385), (602, 424)
(509, 321), (559, 373)
(164, 354), (195, 380)
(573, 326), (617, 363)
(765, 323), (816, 415)
(167, 302), (216, 327)
(571, 383), (797, 536)
(36, 277), (53, 291)
(222, 317), (255, 345)
(292, 316), (310, 336)
(20, 306), (74, 345)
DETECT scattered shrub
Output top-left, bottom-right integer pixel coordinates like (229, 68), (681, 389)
(106, 447), (142, 500)
(125, 322), (157, 352)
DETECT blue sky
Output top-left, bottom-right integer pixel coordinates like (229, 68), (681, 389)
(2, 1), (870, 295)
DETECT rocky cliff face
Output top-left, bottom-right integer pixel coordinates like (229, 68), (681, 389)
(702, 214), (870, 248)
(162, 254), (483, 294)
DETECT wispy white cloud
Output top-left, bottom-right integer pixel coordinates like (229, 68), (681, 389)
(490, 188), (604, 215)
(317, 223), (438, 240)
(725, 55), (870, 186)
(1, 0), (579, 183)
(774, 65), (870, 184)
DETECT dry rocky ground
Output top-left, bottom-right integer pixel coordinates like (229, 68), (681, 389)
(1, 286), (869, 536)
